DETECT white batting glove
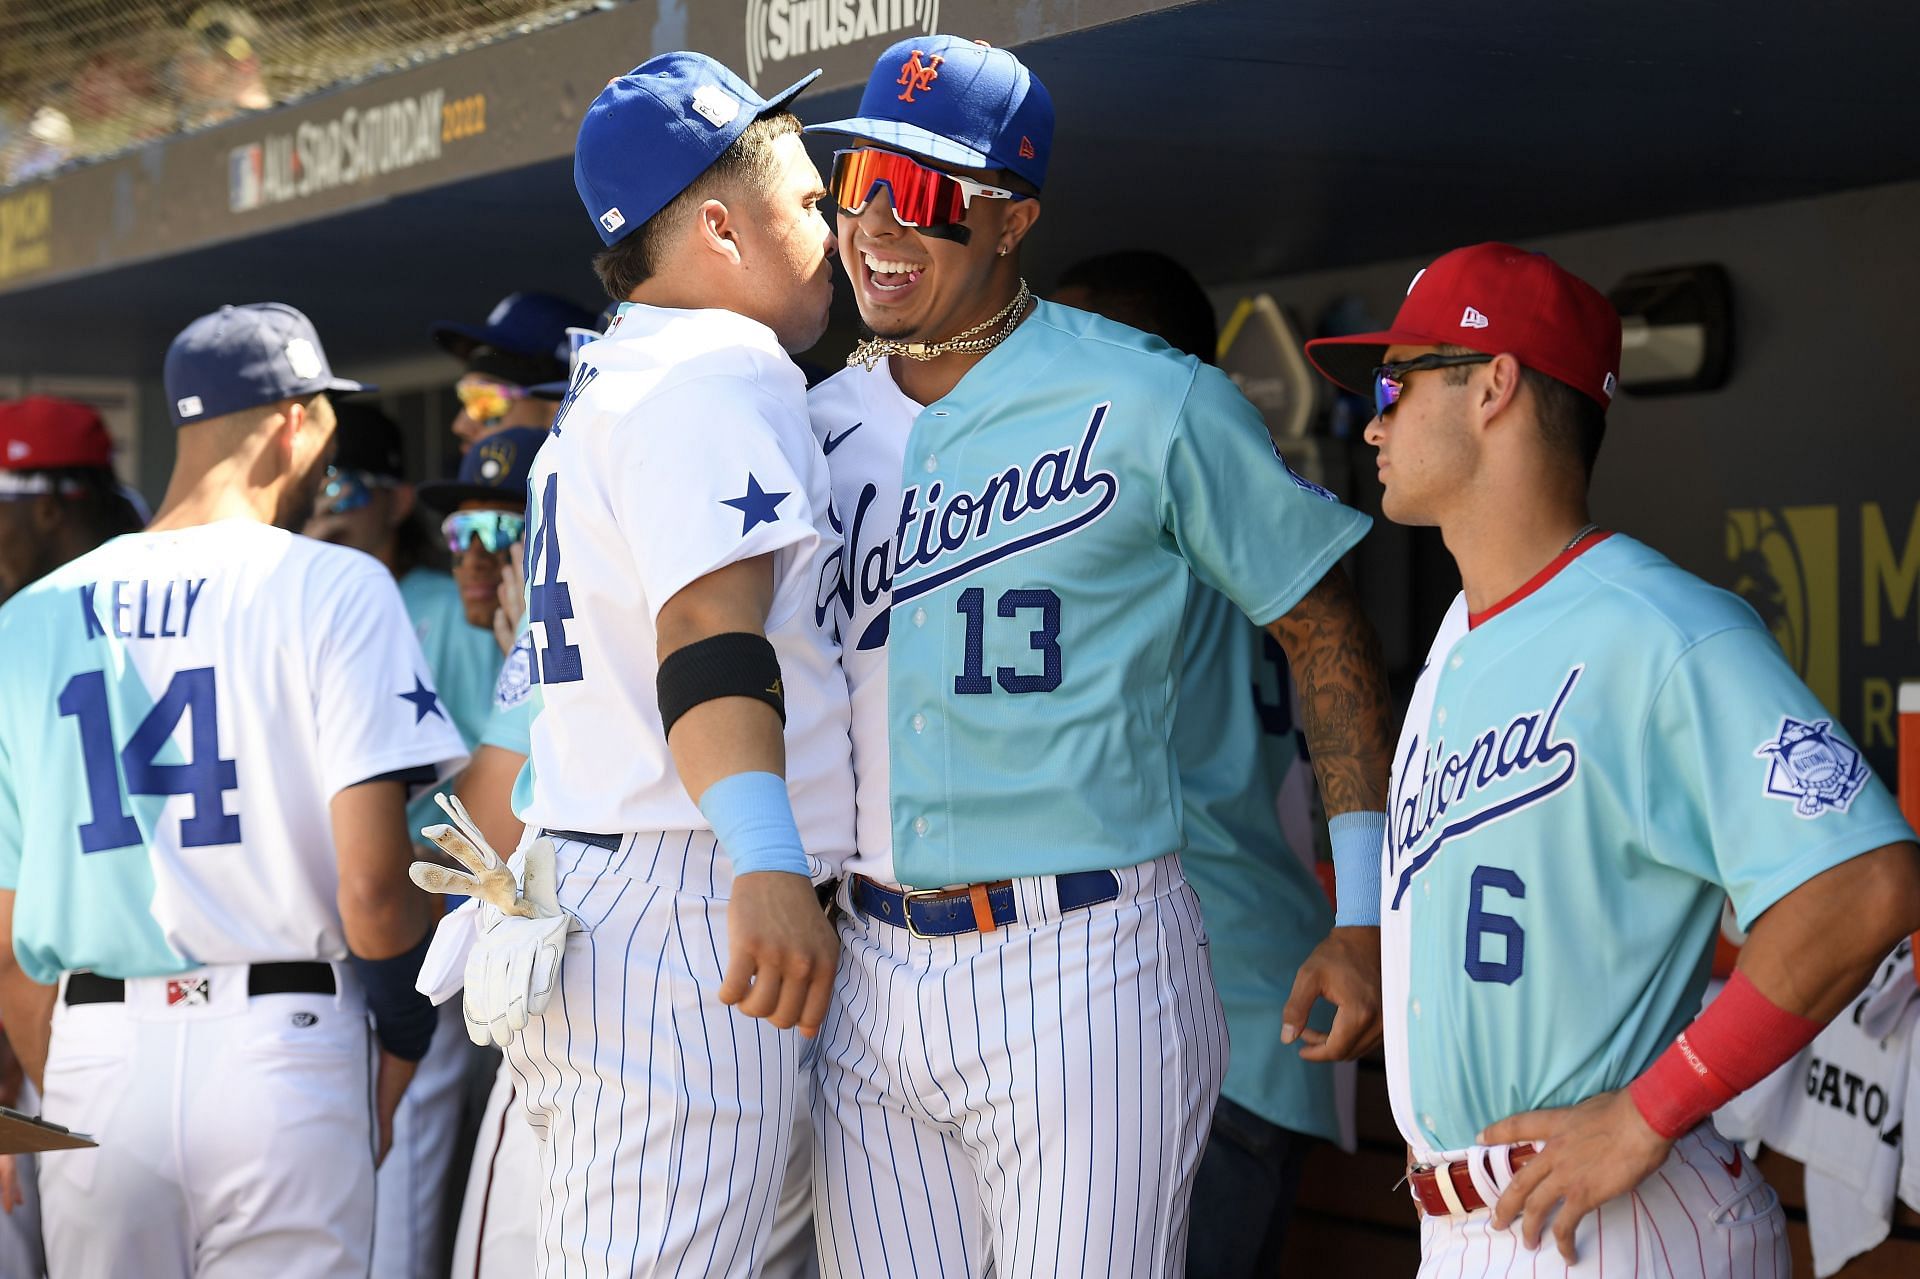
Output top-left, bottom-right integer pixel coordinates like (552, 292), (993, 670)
(409, 793), (580, 1047)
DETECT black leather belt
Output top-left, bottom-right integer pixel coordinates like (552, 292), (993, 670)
(64, 961), (336, 1006)
(541, 828), (622, 852)
(852, 870), (1121, 938)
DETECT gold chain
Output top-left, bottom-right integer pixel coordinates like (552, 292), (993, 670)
(847, 280), (1031, 373)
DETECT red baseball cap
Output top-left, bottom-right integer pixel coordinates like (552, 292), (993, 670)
(0, 396), (114, 471)
(1305, 243), (1623, 409)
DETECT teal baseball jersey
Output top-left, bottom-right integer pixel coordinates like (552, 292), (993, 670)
(1381, 532), (1917, 1160)
(0, 524), (467, 984)
(397, 565), (503, 841)
(809, 299), (1371, 887)
(1175, 582), (1340, 1140)
(480, 626), (537, 819)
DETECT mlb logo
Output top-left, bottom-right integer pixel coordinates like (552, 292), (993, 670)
(599, 207), (625, 234)
(166, 977), (211, 1007)
(228, 144), (263, 213)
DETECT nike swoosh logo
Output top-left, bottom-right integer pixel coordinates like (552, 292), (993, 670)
(823, 422), (862, 455)
(1716, 1148), (1743, 1180)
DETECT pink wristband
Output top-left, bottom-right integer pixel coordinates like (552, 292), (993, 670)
(1627, 969), (1824, 1140)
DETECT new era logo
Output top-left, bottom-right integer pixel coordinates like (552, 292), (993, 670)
(1018, 136), (1036, 160)
(5, 440), (28, 462)
(1603, 371), (1618, 398)
(1460, 306), (1490, 329)
(599, 207), (625, 234)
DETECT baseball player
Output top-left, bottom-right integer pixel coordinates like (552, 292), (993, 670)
(413, 52), (853, 1276)
(431, 291), (595, 454)
(1052, 249), (1351, 1276)
(1302, 242), (1920, 1274)
(0, 302), (468, 1278)
(804, 37), (1393, 1277)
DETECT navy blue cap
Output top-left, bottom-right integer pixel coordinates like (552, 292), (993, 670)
(165, 303), (373, 427)
(417, 425), (546, 514)
(807, 37), (1053, 191)
(429, 291), (600, 377)
(575, 51), (820, 247)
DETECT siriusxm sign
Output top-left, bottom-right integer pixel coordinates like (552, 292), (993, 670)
(744, 0), (940, 84)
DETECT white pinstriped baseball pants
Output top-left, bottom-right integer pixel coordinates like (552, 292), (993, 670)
(1417, 1127), (1791, 1278)
(503, 830), (813, 1279)
(812, 853), (1228, 1278)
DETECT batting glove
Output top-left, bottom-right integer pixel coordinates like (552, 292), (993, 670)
(410, 793), (581, 1047)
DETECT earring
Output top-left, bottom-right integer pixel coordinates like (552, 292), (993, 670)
(997, 246), (1008, 257)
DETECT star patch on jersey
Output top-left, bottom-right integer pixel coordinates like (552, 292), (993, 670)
(166, 977), (211, 1007)
(399, 676), (445, 724)
(1755, 716), (1868, 818)
(721, 474), (789, 535)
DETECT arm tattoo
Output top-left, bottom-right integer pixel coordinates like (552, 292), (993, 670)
(1265, 565), (1392, 816)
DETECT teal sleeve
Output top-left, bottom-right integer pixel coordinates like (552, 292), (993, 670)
(1158, 363), (1371, 626)
(1641, 625), (1917, 930)
(0, 725), (20, 890)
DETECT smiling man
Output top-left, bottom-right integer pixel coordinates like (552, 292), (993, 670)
(803, 36), (1394, 1277)
(1304, 242), (1920, 1275)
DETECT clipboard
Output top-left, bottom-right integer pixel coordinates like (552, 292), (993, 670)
(0, 1106), (97, 1155)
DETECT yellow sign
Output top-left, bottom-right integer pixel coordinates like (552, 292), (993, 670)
(1727, 501), (1920, 755)
(0, 187), (52, 284)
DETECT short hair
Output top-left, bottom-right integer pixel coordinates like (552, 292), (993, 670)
(31, 467), (144, 540)
(1055, 250), (1217, 364)
(1436, 344), (1606, 474)
(591, 111), (804, 302)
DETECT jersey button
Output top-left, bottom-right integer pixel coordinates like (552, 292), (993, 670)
(912, 608), (927, 627)
(1450, 654), (1464, 670)
(1411, 999), (1422, 1018)
(1436, 707), (1448, 726)
(1424, 1115), (1439, 1133)
(924, 454), (938, 473)
(911, 713), (927, 733)
(912, 816), (930, 836)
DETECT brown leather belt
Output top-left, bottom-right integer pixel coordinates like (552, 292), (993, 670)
(1408, 1143), (1541, 1217)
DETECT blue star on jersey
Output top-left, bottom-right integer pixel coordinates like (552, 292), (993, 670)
(399, 676), (445, 723)
(721, 474), (789, 535)
(1756, 716), (1869, 817)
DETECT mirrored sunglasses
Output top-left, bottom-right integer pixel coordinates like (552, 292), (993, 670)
(456, 375), (529, 426)
(1370, 353), (1494, 417)
(441, 508), (525, 555)
(830, 148), (1022, 231)
(318, 466), (395, 515)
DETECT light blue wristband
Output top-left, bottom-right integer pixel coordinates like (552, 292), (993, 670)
(698, 771), (809, 877)
(1328, 811), (1387, 927)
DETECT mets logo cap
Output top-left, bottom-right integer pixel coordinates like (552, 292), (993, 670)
(1305, 243), (1623, 410)
(575, 51), (822, 247)
(807, 36), (1054, 192)
(164, 302), (374, 427)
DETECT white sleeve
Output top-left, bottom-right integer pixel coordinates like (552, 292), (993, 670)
(608, 375), (820, 624)
(309, 557), (470, 796)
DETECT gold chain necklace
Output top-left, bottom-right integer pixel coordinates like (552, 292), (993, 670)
(847, 279), (1031, 372)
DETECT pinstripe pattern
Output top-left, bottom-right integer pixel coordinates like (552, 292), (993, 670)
(501, 831), (806, 1279)
(1416, 1128), (1790, 1277)
(814, 854), (1227, 1278)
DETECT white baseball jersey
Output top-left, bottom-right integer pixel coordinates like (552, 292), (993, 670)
(0, 520), (466, 1279)
(0, 521), (468, 981)
(518, 303), (853, 865)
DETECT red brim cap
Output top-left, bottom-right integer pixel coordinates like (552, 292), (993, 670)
(1305, 326), (1452, 399)
(1304, 243), (1622, 409)
(0, 395), (113, 470)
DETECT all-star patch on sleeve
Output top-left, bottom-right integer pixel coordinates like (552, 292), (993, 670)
(1640, 622), (1916, 930)
(607, 375), (822, 625)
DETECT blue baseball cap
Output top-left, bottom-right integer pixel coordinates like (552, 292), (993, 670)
(429, 291), (599, 385)
(165, 303), (374, 428)
(807, 37), (1053, 191)
(417, 425), (546, 514)
(576, 52), (821, 247)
